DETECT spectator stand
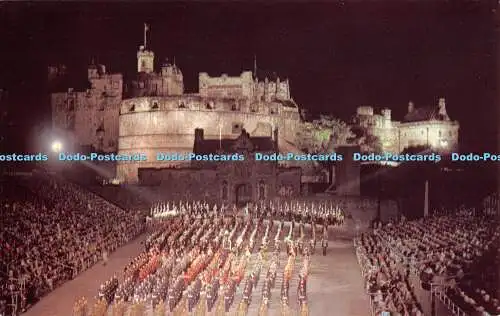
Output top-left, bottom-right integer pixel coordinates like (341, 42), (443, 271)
(0, 173), (145, 316)
(370, 209), (498, 316)
(377, 226), (469, 316)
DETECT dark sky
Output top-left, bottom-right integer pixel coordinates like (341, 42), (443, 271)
(0, 1), (496, 152)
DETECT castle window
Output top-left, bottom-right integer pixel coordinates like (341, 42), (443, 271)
(129, 104), (135, 112)
(206, 102), (213, 110)
(151, 101), (159, 110)
(449, 131), (452, 137)
(101, 91), (107, 98)
(231, 103), (238, 111)
(179, 102), (186, 108)
(67, 99), (75, 111)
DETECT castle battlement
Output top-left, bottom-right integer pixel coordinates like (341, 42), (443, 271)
(119, 95), (299, 118)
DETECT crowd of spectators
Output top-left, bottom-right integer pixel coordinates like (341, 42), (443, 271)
(355, 230), (422, 315)
(0, 172), (144, 315)
(355, 198), (500, 316)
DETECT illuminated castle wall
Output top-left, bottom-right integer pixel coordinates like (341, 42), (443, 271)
(352, 99), (459, 154)
(117, 30), (301, 183)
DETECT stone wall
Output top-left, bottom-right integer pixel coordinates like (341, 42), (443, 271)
(51, 70), (123, 152)
(52, 91), (121, 152)
(198, 72), (290, 102)
(138, 168), (219, 201)
(354, 106), (460, 154)
(121, 164), (301, 204)
(397, 120), (459, 153)
(116, 97), (301, 183)
(199, 72), (254, 99)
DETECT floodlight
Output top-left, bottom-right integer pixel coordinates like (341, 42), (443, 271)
(51, 141), (62, 153)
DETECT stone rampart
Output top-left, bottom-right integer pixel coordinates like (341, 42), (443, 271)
(117, 97), (301, 183)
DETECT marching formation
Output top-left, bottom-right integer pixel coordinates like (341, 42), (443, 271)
(149, 200), (346, 226)
(74, 199), (345, 316)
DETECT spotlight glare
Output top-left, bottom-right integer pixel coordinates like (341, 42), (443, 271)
(51, 141), (62, 153)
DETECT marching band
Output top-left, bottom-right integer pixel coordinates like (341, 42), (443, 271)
(79, 199), (345, 316)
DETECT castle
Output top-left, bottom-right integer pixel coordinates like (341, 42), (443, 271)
(50, 25), (460, 191)
(352, 99), (459, 155)
(50, 25), (303, 184)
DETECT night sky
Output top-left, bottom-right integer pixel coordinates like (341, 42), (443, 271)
(0, 1), (496, 152)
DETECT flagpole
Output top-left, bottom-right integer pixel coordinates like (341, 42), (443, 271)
(144, 23), (148, 48)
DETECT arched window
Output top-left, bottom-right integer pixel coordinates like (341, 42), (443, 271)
(152, 101), (159, 110)
(221, 181), (228, 200)
(129, 104), (135, 112)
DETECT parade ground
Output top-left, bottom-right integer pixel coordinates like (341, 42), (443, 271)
(23, 224), (370, 316)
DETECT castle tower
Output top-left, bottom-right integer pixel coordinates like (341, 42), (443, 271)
(137, 23), (154, 73)
(160, 59), (184, 95)
(381, 108), (392, 128)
